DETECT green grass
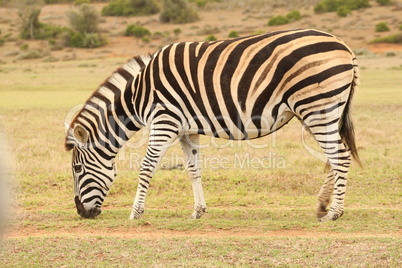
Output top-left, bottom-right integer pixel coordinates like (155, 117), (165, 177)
(2, 237), (400, 267)
(0, 57), (401, 266)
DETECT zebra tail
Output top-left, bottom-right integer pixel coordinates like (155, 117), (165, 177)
(339, 56), (362, 167)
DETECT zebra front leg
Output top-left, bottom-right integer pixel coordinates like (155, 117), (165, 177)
(180, 134), (207, 219)
(129, 128), (179, 220)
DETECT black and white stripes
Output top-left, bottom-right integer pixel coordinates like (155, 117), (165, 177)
(66, 29), (360, 221)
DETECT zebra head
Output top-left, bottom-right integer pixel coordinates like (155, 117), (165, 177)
(66, 124), (117, 219)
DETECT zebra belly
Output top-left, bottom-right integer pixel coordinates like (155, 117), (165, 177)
(187, 109), (295, 140)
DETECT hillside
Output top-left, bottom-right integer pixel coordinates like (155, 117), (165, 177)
(0, 1), (402, 62)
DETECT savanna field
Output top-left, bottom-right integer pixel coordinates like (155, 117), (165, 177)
(0, 0), (401, 267)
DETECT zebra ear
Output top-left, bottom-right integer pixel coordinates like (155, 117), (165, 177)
(73, 124), (89, 144)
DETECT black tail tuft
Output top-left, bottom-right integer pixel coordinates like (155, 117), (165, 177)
(339, 57), (362, 167)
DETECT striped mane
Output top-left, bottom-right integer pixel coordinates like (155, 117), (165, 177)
(65, 55), (153, 151)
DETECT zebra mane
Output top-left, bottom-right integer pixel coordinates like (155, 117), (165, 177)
(65, 54), (153, 151)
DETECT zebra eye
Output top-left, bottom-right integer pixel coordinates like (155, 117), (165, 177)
(74, 165), (83, 173)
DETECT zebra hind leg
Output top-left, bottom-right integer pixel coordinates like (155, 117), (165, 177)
(316, 170), (335, 219)
(303, 111), (352, 222)
(312, 129), (351, 222)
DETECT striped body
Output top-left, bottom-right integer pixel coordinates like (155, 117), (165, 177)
(66, 29), (360, 221)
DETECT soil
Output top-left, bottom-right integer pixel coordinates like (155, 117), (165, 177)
(6, 225), (402, 240)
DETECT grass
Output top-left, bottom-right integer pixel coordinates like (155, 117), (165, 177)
(0, 57), (401, 266)
(2, 237), (400, 267)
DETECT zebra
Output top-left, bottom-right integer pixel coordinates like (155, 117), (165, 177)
(65, 29), (360, 222)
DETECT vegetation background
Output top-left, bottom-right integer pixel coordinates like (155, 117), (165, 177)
(0, 0), (401, 266)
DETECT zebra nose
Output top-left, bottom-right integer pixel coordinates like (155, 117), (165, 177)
(74, 196), (101, 218)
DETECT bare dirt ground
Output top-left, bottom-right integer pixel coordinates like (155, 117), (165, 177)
(6, 225), (402, 239)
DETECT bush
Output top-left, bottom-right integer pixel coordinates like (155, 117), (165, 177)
(314, 0), (370, 13)
(74, 0), (90, 5)
(160, 0), (199, 24)
(124, 24), (151, 37)
(370, 33), (402, 44)
(286, 10), (301, 21)
(189, 0), (221, 8)
(376, 0), (392, 5)
(399, 24), (402, 31)
(102, 0), (160, 17)
(337, 6), (351, 17)
(375, 22), (390, 32)
(67, 4), (100, 34)
(173, 28), (181, 36)
(205, 35), (217, 41)
(228, 30), (239, 38)
(268, 15), (289, 26)
(63, 31), (107, 48)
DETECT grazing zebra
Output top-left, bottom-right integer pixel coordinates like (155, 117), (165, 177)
(65, 29), (360, 222)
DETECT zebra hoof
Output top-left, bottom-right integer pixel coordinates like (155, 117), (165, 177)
(129, 206), (144, 220)
(316, 209), (328, 220)
(318, 211), (343, 222)
(190, 206), (206, 219)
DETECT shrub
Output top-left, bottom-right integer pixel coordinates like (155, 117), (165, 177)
(67, 4), (100, 34)
(399, 24), (402, 31)
(370, 33), (402, 44)
(102, 0), (160, 17)
(124, 24), (151, 38)
(314, 3), (326, 13)
(16, 0), (44, 39)
(173, 28), (181, 36)
(376, 0), (392, 5)
(375, 22), (390, 32)
(205, 35), (217, 41)
(63, 31), (107, 48)
(286, 10), (301, 21)
(314, 0), (370, 13)
(160, 0), (199, 24)
(20, 43), (29, 50)
(268, 15), (289, 26)
(228, 30), (239, 38)
(74, 0), (90, 5)
(189, 0), (221, 7)
(337, 6), (351, 17)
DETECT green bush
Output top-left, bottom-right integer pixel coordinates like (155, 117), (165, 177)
(314, 0), (370, 13)
(188, 0), (221, 7)
(370, 33), (402, 44)
(228, 30), (239, 38)
(160, 0), (199, 24)
(337, 6), (351, 17)
(375, 22), (390, 32)
(314, 3), (326, 13)
(102, 0), (160, 16)
(268, 15), (289, 26)
(63, 31), (107, 48)
(205, 35), (217, 41)
(0, 30), (11, 46)
(74, 0), (90, 5)
(67, 4), (100, 34)
(399, 24), (402, 31)
(376, 0), (392, 5)
(286, 10), (301, 21)
(124, 24), (151, 38)
(173, 28), (181, 36)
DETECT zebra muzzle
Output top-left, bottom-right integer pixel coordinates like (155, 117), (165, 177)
(74, 196), (102, 219)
